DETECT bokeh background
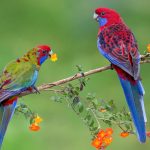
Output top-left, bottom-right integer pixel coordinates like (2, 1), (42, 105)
(0, 0), (150, 149)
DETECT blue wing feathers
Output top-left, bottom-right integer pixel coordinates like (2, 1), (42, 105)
(0, 91), (20, 103)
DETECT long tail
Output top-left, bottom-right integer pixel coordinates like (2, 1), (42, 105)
(118, 76), (146, 143)
(0, 97), (17, 149)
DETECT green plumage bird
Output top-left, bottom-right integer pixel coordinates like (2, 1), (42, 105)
(0, 45), (56, 149)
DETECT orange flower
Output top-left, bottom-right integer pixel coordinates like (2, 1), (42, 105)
(50, 53), (58, 62)
(105, 128), (113, 136)
(91, 128), (113, 149)
(29, 123), (40, 131)
(147, 44), (150, 53)
(34, 115), (43, 124)
(146, 131), (150, 138)
(97, 130), (106, 139)
(103, 136), (113, 146)
(120, 132), (129, 138)
(91, 138), (102, 148)
(99, 108), (107, 112)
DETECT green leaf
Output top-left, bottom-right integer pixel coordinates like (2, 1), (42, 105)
(51, 95), (62, 103)
(76, 65), (83, 72)
(86, 93), (96, 101)
(72, 97), (80, 105)
(124, 123), (131, 130)
(78, 102), (84, 113)
(91, 98), (98, 109)
(89, 119), (95, 127)
(84, 113), (92, 121)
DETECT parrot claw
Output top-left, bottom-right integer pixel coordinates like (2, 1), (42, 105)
(33, 86), (40, 94)
(80, 72), (85, 77)
(27, 86), (40, 94)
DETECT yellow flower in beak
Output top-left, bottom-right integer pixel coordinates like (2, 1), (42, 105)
(49, 50), (58, 62)
(51, 53), (58, 62)
(147, 44), (150, 53)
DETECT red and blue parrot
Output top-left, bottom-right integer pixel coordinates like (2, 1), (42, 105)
(93, 8), (147, 143)
(0, 45), (54, 148)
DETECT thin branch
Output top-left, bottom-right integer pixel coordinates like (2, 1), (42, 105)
(90, 109), (101, 129)
(19, 54), (150, 97)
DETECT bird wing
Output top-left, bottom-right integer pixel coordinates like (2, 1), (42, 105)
(98, 23), (140, 80)
(0, 59), (37, 102)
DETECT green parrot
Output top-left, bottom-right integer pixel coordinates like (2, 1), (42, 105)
(0, 45), (55, 149)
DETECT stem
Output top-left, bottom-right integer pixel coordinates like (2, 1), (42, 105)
(117, 124), (126, 132)
(90, 109), (101, 129)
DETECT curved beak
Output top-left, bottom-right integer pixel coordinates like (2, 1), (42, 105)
(49, 50), (58, 62)
(93, 13), (99, 21)
(49, 50), (53, 58)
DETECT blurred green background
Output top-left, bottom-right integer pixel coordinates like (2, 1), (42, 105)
(0, 0), (150, 149)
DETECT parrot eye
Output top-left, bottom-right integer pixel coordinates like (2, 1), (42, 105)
(101, 12), (105, 16)
(42, 50), (47, 54)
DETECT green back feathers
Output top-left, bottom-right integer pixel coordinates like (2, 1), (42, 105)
(0, 48), (40, 91)
(19, 48), (40, 70)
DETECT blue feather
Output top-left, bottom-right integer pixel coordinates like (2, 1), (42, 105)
(0, 100), (17, 149)
(39, 55), (48, 65)
(98, 17), (107, 27)
(119, 77), (146, 143)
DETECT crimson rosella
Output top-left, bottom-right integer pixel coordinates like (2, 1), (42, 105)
(0, 45), (55, 149)
(93, 8), (146, 143)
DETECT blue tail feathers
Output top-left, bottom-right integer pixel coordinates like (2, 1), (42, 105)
(119, 77), (146, 143)
(0, 100), (17, 149)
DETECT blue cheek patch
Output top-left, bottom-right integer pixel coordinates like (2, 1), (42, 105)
(39, 55), (48, 65)
(98, 17), (107, 27)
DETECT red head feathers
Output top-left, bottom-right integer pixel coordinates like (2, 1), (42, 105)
(94, 8), (124, 28)
(36, 45), (52, 65)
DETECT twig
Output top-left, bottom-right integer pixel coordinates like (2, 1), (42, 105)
(44, 89), (64, 93)
(90, 109), (101, 129)
(19, 54), (150, 98)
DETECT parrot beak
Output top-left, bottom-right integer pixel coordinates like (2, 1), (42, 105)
(93, 13), (99, 22)
(49, 50), (53, 58)
(49, 50), (58, 62)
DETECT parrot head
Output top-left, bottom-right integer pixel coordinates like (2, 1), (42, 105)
(36, 45), (54, 65)
(24, 45), (57, 68)
(93, 8), (123, 28)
